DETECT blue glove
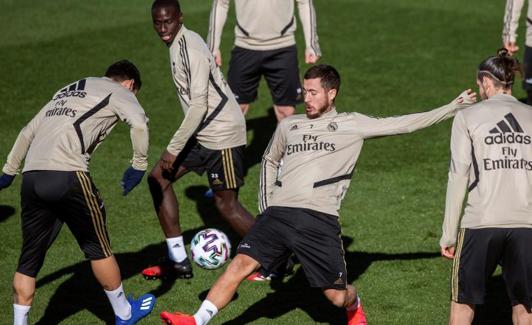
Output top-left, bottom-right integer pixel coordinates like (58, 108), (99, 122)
(0, 173), (15, 190)
(120, 167), (145, 196)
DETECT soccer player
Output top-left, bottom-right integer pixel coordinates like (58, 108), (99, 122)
(143, 0), (255, 280)
(158, 64), (476, 325)
(440, 49), (532, 324)
(207, 0), (321, 121)
(0, 60), (156, 325)
(502, 0), (532, 103)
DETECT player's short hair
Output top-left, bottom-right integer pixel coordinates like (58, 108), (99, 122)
(477, 48), (521, 89)
(304, 64), (341, 93)
(105, 60), (142, 91)
(152, 0), (181, 13)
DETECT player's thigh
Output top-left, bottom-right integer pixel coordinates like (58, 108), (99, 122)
(237, 207), (291, 273)
(204, 146), (245, 192)
(17, 172), (65, 277)
(262, 45), (302, 106)
(228, 46), (262, 104)
(61, 172), (113, 260)
(291, 209), (347, 290)
(451, 228), (505, 305)
(501, 228), (532, 309)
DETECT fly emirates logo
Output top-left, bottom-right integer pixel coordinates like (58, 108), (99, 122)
(286, 134), (336, 156)
(483, 113), (532, 171)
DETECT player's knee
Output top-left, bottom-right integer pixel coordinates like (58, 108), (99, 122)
(326, 290), (348, 308)
(214, 193), (237, 213)
(226, 254), (258, 279)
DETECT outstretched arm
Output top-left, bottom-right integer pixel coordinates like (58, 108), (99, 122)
(356, 89), (476, 139)
(296, 0), (321, 64)
(258, 120), (287, 213)
(440, 112), (471, 258)
(207, 0), (230, 66)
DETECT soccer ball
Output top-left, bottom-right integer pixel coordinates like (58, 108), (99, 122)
(190, 228), (231, 269)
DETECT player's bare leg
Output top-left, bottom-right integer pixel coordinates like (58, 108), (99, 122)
(13, 272), (35, 306)
(148, 161), (189, 237)
(239, 103), (250, 116)
(90, 255), (121, 290)
(213, 190), (255, 236)
(160, 254), (260, 325)
(145, 161), (192, 279)
(273, 104), (295, 121)
(512, 304), (532, 325)
(324, 286), (367, 325)
(448, 302), (475, 325)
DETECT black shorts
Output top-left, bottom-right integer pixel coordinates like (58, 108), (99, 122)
(181, 143), (245, 191)
(228, 45), (303, 106)
(18, 171), (112, 277)
(237, 206), (347, 290)
(452, 228), (532, 309)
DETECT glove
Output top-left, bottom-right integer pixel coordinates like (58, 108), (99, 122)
(120, 167), (145, 196)
(0, 173), (15, 190)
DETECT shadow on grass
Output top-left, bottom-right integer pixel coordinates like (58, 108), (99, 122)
(34, 235), (202, 324)
(0, 204), (15, 223)
(221, 236), (441, 324)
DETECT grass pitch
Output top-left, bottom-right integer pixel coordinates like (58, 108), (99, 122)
(0, 0), (520, 324)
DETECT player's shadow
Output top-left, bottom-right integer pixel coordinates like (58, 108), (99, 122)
(472, 275), (512, 325)
(243, 107), (278, 174)
(0, 204), (15, 223)
(222, 236), (441, 324)
(34, 233), (202, 325)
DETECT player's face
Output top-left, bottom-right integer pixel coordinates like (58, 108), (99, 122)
(303, 78), (336, 119)
(152, 6), (182, 45)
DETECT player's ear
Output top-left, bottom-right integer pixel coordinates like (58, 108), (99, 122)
(178, 12), (184, 24)
(120, 79), (136, 93)
(328, 88), (337, 102)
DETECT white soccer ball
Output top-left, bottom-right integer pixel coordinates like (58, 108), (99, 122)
(190, 228), (231, 269)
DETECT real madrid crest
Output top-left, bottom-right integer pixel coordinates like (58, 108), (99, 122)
(327, 122), (338, 132)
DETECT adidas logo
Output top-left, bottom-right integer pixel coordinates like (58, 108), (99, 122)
(53, 79), (87, 100)
(484, 113), (531, 145)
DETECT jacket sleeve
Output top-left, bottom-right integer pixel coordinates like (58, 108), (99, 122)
(166, 48), (210, 156)
(502, 0), (525, 43)
(296, 0), (321, 56)
(2, 107), (47, 175)
(355, 92), (473, 138)
(207, 0), (230, 54)
(258, 119), (287, 213)
(110, 89), (149, 171)
(440, 112), (471, 247)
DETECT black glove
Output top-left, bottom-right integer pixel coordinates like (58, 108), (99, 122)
(120, 167), (145, 196)
(0, 173), (15, 190)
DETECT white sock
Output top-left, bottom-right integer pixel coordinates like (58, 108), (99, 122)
(347, 295), (360, 311)
(166, 236), (187, 263)
(104, 284), (131, 320)
(193, 300), (218, 325)
(13, 304), (31, 325)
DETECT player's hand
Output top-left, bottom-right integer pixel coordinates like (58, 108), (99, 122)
(120, 166), (145, 196)
(213, 49), (222, 67)
(440, 245), (456, 259)
(504, 41), (519, 55)
(454, 89), (477, 105)
(305, 48), (320, 64)
(0, 173), (15, 190)
(160, 150), (177, 174)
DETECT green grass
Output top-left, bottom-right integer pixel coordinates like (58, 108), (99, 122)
(0, 0), (522, 324)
